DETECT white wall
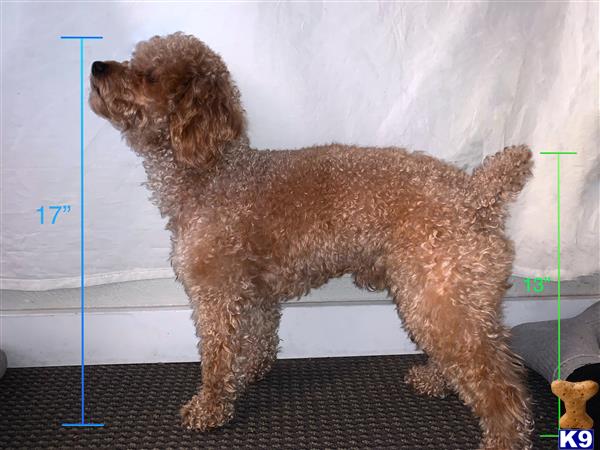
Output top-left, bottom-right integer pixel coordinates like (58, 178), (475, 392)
(2, 2), (598, 292)
(1, 2), (598, 368)
(3, 297), (597, 368)
(2, 274), (597, 367)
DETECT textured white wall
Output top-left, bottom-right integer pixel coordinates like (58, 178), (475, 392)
(3, 298), (597, 368)
(2, 2), (598, 291)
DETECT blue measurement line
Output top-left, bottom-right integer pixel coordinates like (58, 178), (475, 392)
(60, 35), (104, 429)
(62, 423), (105, 428)
(80, 37), (85, 426)
(60, 36), (103, 40)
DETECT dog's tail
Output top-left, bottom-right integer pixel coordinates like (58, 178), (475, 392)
(466, 145), (533, 227)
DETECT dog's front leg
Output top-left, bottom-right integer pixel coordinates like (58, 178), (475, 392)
(181, 289), (248, 431)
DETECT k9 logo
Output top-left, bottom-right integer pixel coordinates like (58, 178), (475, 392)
(559, 429), (594, 449)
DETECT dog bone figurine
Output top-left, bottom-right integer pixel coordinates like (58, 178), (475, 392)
(552, 379), (599, 430)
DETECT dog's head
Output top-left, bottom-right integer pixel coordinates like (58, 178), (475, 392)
(89, 32), (246, 168)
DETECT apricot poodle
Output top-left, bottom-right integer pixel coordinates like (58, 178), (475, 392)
(90, 32), (534, 449)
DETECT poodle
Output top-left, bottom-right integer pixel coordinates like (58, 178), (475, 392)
(89, 32), (534, 449)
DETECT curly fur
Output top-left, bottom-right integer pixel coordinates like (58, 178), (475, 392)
(90, 32), (535, 449)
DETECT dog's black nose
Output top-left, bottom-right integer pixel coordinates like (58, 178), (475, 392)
(91, 61), (108, 76)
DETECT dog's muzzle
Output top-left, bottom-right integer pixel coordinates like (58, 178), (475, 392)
(91, 61), (109, 77)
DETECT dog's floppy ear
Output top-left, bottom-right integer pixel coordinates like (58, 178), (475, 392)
(169, 73), (245, 169)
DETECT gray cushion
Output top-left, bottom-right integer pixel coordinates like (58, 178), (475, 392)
(511, 301), (600, 382)
(0, 349), (6, 379)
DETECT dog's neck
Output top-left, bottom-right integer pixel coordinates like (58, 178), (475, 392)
(140, 145), (198, 224)
(132, 135), (251, 231)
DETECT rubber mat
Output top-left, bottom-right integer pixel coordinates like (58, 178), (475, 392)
(0, 354), (558, 449)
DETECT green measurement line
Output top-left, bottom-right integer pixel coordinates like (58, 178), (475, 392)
(539, 151), (577, 155)
(557, 155), (561, 426)
(538, 151), (576, 435)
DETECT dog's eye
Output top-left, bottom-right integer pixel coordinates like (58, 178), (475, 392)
(145, 72), (158, 84)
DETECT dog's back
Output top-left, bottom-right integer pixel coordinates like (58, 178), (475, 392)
(226, 144), (532, 238)
(199, 144), (532, 296)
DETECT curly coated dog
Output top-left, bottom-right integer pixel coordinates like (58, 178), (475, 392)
(90, 32), (534, 449)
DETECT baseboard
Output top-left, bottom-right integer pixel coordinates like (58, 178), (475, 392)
(2, 297), (597, 368)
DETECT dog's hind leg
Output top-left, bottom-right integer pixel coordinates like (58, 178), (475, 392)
(404, 359), (451, 398)
(386, 248), (533, 450)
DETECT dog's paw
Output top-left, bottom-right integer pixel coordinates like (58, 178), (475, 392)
(180, 393), (234, 431)
(478, 434), (532, 450)
(404, 363), (451, 398)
